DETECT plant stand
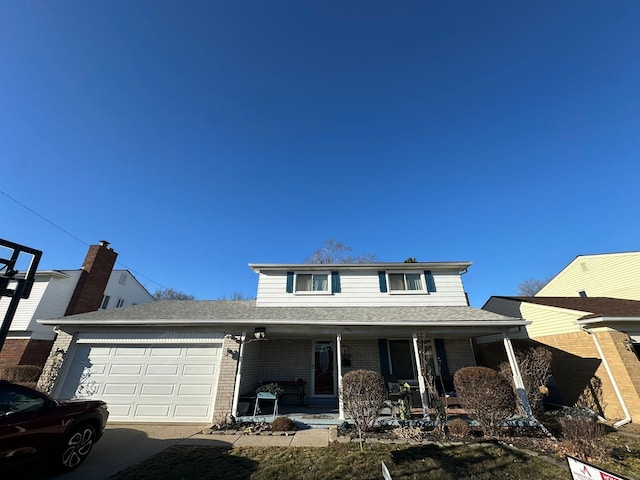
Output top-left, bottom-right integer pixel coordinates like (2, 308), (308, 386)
(253, 392), (279, 419)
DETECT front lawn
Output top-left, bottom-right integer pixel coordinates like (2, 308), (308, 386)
(110, 442), (570, 480)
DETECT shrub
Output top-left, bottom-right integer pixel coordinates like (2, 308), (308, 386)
(340, 369), (387, 448)
(448, 418), (470, 438)
(0, 364), (42, 385)
(454, 366), (516, 437)
(270, 416), (296, 432)
(557, 409), (606, 462)
(498, 346), (552, 414)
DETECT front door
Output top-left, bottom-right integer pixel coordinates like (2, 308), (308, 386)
(313, 341), (335, 396)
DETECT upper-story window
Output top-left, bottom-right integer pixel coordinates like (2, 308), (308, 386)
(286, 271), (340, 294)
(389, 273), (423, 292)
(379, 270), (436, 294)
(296, 273), (329, 292)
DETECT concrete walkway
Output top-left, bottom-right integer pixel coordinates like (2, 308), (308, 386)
(183, 428), (329, 448)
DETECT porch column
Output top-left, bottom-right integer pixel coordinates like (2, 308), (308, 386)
(412, 333), (429, 418)
(337, 333), (344, 420)
(231, 332), (246, 418)
(503, 334), (533, 418)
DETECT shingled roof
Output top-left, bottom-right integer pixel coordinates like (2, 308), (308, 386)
(492, 296), (640, 320)
(40, 300), (523, 326)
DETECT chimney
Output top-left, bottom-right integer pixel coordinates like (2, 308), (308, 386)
(64, 240), (118, 316)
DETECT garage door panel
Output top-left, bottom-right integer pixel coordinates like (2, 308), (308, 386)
(183, 364), (216, 375)
(141, 384), (175, 396)
(178, 384), (213, 395)
(110, 364), (143, 375)
(150, 347), (182, 356)
(174, 405), (210, 418)
(135, 404), (171, 417)
(103, 384), (138, 395)
(146, 364), (179, 375)
(186, 347), (220, 357)
(115, 347), (146, 356)
(60, 343), (221, 423)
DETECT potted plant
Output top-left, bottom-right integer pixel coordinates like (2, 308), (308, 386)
(256, 383), (284, 399)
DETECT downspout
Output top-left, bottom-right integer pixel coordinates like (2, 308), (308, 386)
(578, 325), (631, 428)
(231, 333), (246, 418)
(337, 333), (344, 420)
(412, 334), (429, 419)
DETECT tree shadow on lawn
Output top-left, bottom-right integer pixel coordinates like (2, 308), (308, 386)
(389, 443), (570, 480)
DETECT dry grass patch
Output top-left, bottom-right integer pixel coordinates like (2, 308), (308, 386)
(110, 442), (569, 480)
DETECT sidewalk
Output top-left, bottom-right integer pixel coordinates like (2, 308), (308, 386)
(181, 428), (330, 448)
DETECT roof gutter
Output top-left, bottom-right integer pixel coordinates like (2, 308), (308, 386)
(577, 324), (631, 428)
(39, 318), (530, 328)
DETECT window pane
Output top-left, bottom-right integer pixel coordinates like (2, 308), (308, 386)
(296, 274), (312, 291)
(389, 340), (415, 379)
(389, 274), (405, 291)
(313, 274), (328, 291)
(406, 274), (423, 291)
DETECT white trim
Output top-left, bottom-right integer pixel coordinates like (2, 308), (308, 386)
(337, 334), (344, 420)
(76, 332), (224, 344)
(41, 319), (529, 328)
(231, 333), (246, 418)
(412, 334), (428, 418)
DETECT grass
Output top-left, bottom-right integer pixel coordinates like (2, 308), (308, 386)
(110, 442), (571, 480)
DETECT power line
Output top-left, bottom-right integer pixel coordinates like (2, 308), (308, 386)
(0, 189), (168, 290)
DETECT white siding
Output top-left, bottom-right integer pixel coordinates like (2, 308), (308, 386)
(538, 252), (640, 300)
(103, 270), (154, 308)
(256, 269), (468, 307)
(0, 272), (79, 335)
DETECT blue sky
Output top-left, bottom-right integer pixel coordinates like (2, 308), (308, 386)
(2, 1), (639, 307)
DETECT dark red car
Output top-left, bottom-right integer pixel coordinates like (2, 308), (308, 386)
(0, 380), (109, 472)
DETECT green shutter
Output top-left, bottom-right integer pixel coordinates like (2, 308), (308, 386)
(378, 271), (387, 292)
(286, 272), (294, 293)
(424, 270), (436, 292)
(331, 271), (341, 293)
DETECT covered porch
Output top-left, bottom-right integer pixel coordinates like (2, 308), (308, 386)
(226, 318), (533, 424)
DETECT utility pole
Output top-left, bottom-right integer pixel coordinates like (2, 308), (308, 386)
(0, 239), (42, 351)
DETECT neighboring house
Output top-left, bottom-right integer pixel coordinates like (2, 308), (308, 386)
(38, 261), (527, 424)
(536, 251), (640, 300)
(483, 296), (640, 425)
(0, 241), (154, 367)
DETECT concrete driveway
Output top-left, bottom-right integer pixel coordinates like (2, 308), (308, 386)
(13, 423), (211, 479)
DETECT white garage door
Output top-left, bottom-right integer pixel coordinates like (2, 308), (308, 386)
(58, 343), (222, 423)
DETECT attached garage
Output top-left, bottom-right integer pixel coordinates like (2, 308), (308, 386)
(56, 332), (223, 423)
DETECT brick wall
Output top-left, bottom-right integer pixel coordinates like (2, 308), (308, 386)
(596, 330), (640, 421)
(37, 330), (74, 394)
(0, 339), (29, 365)
(533, 331), (624, 420)
(257, 339), (312, 388)
(443, 338), (476, 374)
(341, 339), (380, 374)
(211, 336), (242, 423)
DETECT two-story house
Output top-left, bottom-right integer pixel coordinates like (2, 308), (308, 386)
(39, 261), (526, 425)
(0, 241), (154, 367)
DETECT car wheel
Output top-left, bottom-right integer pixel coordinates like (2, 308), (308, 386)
(58, 423), (96, 471)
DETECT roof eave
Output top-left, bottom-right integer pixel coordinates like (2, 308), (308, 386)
(249, 262), (472, 273)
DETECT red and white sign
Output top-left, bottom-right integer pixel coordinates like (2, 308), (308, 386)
(567, 456), (627, 480)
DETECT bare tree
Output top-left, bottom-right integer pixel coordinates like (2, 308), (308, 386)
(153, 288), (195, 301)
(517, 278), (548, 296)
(217, 292), (255, 301)
(305, 239), (378, 264)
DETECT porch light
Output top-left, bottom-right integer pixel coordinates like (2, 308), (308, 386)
(254, 327), (266, 340)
